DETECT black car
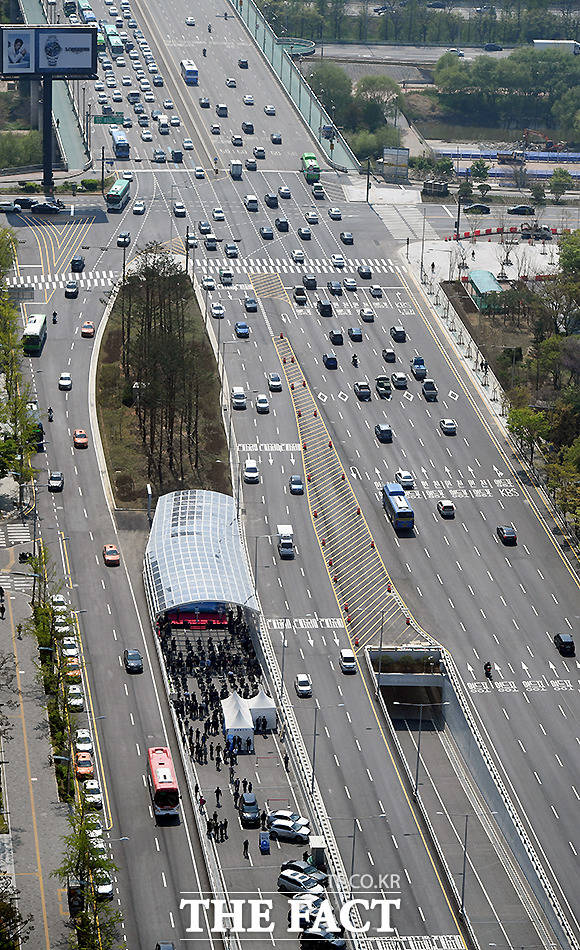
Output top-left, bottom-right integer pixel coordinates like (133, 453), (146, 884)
(497, 524), (517, 545)
(244, 296), (258, 312)
(123, 648), (143, 673)
(245, 158), (257, 171)
(375, 375), (391, 398)
(280, 860), (328, 885)
(348, 327), (363, 342)
(260, 226), (274, 240)
(289, 474), (304, 494)
(293, 286), (307, 304)
(14, 196), (38, 209)
(303, 274), (317, 290)
(238, 58), (248, 68)
(317, 299), (332, 317)
(32, 201), (62, 215)
(382, 347), (396, 363)
(354, 382), (371, 401)
(322, 352), (338, 369)
(241, 121), (254, 134)
(327, 280), (342, 296)
(340, 231), (353, 245)
(271, 132), (282, 144)
(463, 203), (491, 214)
(483, 42), (503, 50)
(507, 204), (534, 215)
(390, 325), (406, 342)
(300, 929), (346, 950)
(138, 115), (149, 126)
(71, 255), (85, 272)
(358, 264), (372, 279)
(199, 97), (210, 108)
(329, 329), (343, 345)
(238, 792), (260, 827)
(65, 280), (79, 299)
(264, 193), (278, 208)
(553, 632), (575, 657)
(375, 424), (392, 443)
(275, 217), (289, 232)
(48, 471), (65, 491)
(253, 146), (266, 159)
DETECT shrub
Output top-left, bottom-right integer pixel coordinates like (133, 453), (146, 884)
(80, 178), (100, 191)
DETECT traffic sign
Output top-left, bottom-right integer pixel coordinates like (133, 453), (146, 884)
(94, 113), (124, 124)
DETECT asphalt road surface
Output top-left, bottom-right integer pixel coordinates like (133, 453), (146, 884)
(7, 0), (580, 944)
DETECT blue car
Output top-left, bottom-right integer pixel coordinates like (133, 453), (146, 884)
(235, 322), (250, 339)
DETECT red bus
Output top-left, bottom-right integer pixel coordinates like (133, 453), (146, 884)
(147, 747), (180, 818)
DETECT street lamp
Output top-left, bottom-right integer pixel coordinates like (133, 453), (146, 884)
(329, 813), (387, 888)
(311, 703), (344, 793)
(393, 701), (449, 800)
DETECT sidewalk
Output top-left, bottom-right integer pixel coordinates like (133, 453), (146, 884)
(0, 540), (71, 950)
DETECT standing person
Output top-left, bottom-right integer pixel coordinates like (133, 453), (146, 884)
(215, 787), (222, 806)
(223, 817), (228, 838)
(0, 603), (5, 620)
(261, 810), (267, 830)
(242, 778), (248, 793)
(199, 795), (206, 812)
(233, 788), (239, 807)
(243, 839), (249, 858)
(284, 752), (289, 770)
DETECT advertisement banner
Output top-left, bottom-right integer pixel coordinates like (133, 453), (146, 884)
(0, 26), (96, 78)
(2, 29), (35, 74)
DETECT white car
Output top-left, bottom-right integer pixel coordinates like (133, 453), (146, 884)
(292, 249), (305, 263)
(94, 871), (114, 901)
(183, 138), (194, 149)
(58, 372), (72, 391)
(264, 104), (276, 115)
(75, 729), (93, 754)
(331, 253), (345, 268)
(256, 394), (269, 414)
(52, 594), (68, 609)
(170, 114), (180, 126)
(97, 92), (108, 104)
(94, 80), (104, 91)
(294, 674), (312, 697)
(121, 74), (132, 85)
(212, 207), (225, 221)
(437, 499), (456, 518)
(268, 809), (310, 828)
(61, 637), (79, 658)
(173, 200), (186, 217)
(395, 469), (414, 490)
(185, 15), (195, 25)
(211, 302), (225, 318)
(439, 418), (457, 435)
(277, 871), (323, 895)
(147, 62), (158, 73)
(225, 77), (237, 88)
(328, 207), (342, 220)
(85, 816), (103, 841)
(267, 372), (282, 392)
(243, 459), (259, 484)
(112, 90), (123, 102)
(195, 166), (205, 179)
(67, 685), (84, 711)
(83, 780), (103, 809)
(163, 98), (173, 109)
(243, 94), (254, 105)
(143, 90), (154, 102)
(201, 276), (215, 291)
(141, 129), (152, 141)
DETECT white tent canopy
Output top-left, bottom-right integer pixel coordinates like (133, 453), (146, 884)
(248, 688), (277, 730)
(222, 691), (254, 752)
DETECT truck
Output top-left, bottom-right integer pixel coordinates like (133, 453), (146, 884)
(496, 150), (525, 165)
(532, 39), (580, 54)
(410, 356), (427, 380)
(229, 160), (243, 180)
(277, 525), (294, 559)
(422, 379), (438, 401)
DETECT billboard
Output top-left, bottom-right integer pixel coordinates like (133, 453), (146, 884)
(0, 26), (97, 77)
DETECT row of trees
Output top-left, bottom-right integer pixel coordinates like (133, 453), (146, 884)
(308, 63), (402, 158)
(434, 46), (580, 134)
(257, 0), (580, 47)
(118, 245), (223, 486)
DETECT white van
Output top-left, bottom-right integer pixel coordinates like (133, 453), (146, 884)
(339, 649), (357, 674)
(244, 194), (258, 211)
(157, 113), (169, 134)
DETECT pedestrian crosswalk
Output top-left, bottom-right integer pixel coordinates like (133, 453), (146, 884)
(6, 523), (32, 545)
(5, 270), (119, 292)
(199, 257), (402, 275)
(375, 205), (440, 242)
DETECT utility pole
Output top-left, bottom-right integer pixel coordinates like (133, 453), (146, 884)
(101, 145), (105, 194)
(185, 225), (190, 275)
(366, 156), (371, 203)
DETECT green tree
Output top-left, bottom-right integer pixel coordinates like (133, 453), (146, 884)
(309, 62), (353, 125)
(558, 231), (580, 279)
(507, 405), (550, 464)
(458, 181), (473, 200)
(0, 226), (15, 279)
(549, 167), (573, 202)
(0, 874), (33, 948)
(469, 158), (489, 181)
(529, 182), (545, 203)
(354, 74), (401, 120)
(478, 182), (491, 199)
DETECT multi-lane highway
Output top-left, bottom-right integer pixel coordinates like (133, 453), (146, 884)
(7, 0), (580, 946)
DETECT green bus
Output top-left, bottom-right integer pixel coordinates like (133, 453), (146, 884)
(106, 178), (131, 212)
(96, 28), (105, 50)
(22, 313), (47, 356)
(301, 152), (320, 183)
(103, 22), (124, 57)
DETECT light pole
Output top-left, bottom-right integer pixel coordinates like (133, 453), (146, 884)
(311, 703), (344, 793)
(436, 811), (473, 916)
(393, 701), (449, 800)
(375, 608), (385, 696)
(329, 813), (386, 889)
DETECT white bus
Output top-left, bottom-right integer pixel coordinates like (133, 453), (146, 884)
(180, 59), (198, 85)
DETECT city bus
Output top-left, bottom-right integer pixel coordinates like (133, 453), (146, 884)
(382, 483), (414, 531)
(63, 0), (77, 15)
(103, 22), (124, 57)
(301, 152), (320, 183)
(180, 59), (198, 85)
(105, 177), (131, 212)
(21, 313), (47, 356)
(147, 747), (180, 818)
(111, 128), (130, 159)
(79, 1), (96, 23)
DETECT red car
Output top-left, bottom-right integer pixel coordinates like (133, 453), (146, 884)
(103, 544), (121, 566)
